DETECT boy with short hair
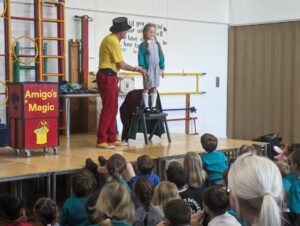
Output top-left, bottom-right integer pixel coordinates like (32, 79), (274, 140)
(203, 186), (241, 226)
(201, 133), (228, 185)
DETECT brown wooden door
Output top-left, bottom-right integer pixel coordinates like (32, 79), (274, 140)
(228, 22), (300, 143)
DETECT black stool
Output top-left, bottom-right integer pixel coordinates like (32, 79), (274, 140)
(136, 109), (171, 144)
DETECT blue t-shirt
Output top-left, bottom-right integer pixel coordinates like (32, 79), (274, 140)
(111, 220), (131, 226)
(128, 173), (160, 189)
(60, 196), (91, 226)
(284, 172), (298, 193)
(288, 178), (300, 214)
(286, 172), (298, 184)
(201, 151), (228, 182)
(283, 178), (291, 193)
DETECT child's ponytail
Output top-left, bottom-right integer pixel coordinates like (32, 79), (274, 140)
(257, 193), (281, 226)
(106, 154), (127, 182)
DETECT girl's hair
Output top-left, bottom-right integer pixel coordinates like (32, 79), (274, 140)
(134, 178), (154, 225)
(183, 152), (207, 188)
(34, 198), (58, 226)
(106, 154), (127, 181)
(95, 182), (134, 226)
(0, 194), (24, 221)
(142, 23), (163, 56)
(275, 160), (290, 178)
(152, 181), (180, 209)
(228, 153), (283, 226)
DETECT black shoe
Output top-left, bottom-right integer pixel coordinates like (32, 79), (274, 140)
(85, 158), (98, 174)
(144, 107), (151, 113)
(151, 107), (159, 113)
(98, 156), (107, 167)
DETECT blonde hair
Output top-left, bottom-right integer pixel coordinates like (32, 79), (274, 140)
(183, 152), (207, 188)
(142, 23), (163, 55)
(152, 181), (180, 208)
(95, 182), (134, 226)
(238, 145), (258, 156)
(275, 160), (290, 178)
(228, 153), (283, 226)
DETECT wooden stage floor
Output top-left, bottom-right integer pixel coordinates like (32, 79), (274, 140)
(0, 133), (267, 183)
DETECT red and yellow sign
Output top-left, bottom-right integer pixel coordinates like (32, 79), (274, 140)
(8, 82), (59, 149)
(24, 84), (58, 118)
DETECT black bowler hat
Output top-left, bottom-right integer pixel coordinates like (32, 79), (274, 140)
(110, 17), (132, 33)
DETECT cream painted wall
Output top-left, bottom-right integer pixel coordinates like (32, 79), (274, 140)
(0, 0), (229, 138)
(230, 0), (300, 25)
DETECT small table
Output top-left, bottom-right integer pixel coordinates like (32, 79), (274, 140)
(60, 93), (99, 139)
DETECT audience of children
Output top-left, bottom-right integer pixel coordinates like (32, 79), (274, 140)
(60, 170), (97, 226)
(132, 178), (164, 226)
(166, 161), (203, 213)
(4, 132), (300, 226)
(95, 182), (134, 226)
(0, 194), (32, 226)
(33, 198), (59, 226)
(200, 133), (228, 185)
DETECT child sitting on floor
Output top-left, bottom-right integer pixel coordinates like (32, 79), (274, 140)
(95, 182), (134, 226)
(288, 150), (300, 216)
(60, 170), (97, 226)
(0, 194), (32, 226)
(128, 155), (160, 189)
(158, 199), (191, 226)
(86, 154), (131, 192)
(200, 133), (228, 185)
(166, 161), (203, 213)
(133, 178), (164, 226)
(152, 181), (181, 209)
(34, 198), (59, 226)
(203, 186), (241, 226)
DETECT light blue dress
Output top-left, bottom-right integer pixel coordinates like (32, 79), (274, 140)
(143, 40), (160, 88)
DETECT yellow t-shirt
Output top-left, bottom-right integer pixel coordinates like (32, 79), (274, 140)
(99, 33), (124, 72)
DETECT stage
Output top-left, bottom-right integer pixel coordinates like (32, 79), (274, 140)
(0, 133), (267, 201)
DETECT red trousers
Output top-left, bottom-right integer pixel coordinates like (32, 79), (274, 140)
(96, 71), (119, 143)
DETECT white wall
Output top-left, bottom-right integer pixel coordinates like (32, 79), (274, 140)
(230, 0), (300, 25)
(0, 0), (229, 138)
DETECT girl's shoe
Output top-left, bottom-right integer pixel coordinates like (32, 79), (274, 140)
(144, 107), (151, 113)
(151, 107), (158, 113)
